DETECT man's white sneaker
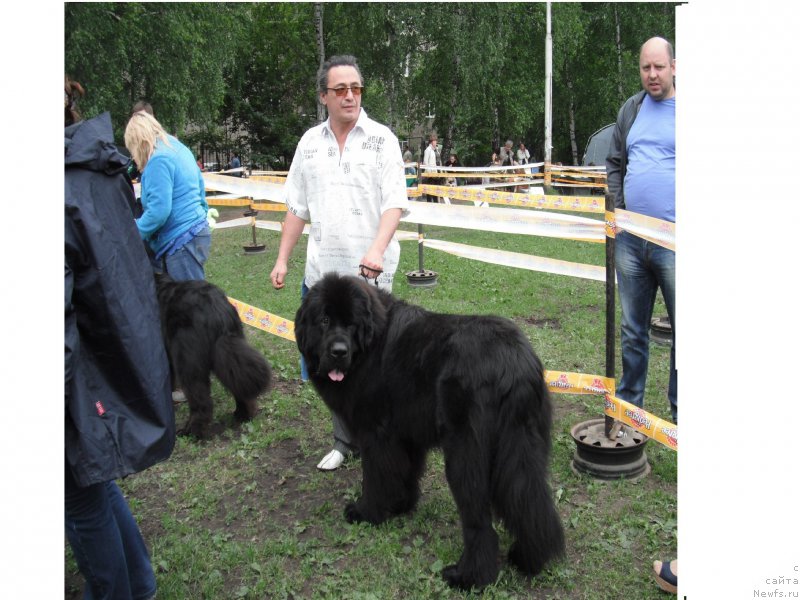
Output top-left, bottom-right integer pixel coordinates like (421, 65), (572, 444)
(316, 449), (345, 471)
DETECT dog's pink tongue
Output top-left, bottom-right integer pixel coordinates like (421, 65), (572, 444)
(328, 370), (345, 382)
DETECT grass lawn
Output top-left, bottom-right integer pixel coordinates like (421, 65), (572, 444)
(66, 205), (676, 599)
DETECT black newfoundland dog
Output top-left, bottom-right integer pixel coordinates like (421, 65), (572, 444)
(295, 273), (564, 590)
(155, 273), (272, 438)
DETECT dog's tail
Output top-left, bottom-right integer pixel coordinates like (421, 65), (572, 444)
(212, 334), (272, 408)
(492, 362), (565, 577)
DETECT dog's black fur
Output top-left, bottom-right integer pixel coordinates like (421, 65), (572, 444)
(154, 273), (272, 438)
(295, 273), (564, 590)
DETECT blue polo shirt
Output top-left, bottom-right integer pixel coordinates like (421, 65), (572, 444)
(623, 94), (675, 223)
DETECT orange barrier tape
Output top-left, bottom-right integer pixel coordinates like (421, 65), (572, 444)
(228, 297), (295, 342)
(416, 184), (606, 214)
(604, 394), (677, 451)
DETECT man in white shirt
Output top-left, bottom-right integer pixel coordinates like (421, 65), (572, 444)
(422, 132), (440, 203)
(270, 55), (409, 470)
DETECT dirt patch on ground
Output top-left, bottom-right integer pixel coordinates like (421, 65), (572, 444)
(515, 315), (563, 329)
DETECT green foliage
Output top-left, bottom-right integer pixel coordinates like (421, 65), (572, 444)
(65, 3), (676, 166)
(65, 3), (245, 138)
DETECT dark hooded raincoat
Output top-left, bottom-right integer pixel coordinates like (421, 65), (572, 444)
(65, 112), (174, 487)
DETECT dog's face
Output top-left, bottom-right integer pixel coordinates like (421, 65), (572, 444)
(295, 275), (386, 383)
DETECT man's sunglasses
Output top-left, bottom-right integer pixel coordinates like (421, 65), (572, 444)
(326, 85), (364, 97)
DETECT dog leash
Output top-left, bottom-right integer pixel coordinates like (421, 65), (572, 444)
(358, 264), (382, 286)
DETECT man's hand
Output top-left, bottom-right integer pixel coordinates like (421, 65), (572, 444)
(358, 250), (384, 279)
(270, 261), (288, 289)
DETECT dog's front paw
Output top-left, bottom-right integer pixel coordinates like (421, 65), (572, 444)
(442, 564), (467, 589)
(344, 502), (365, 523)
(177, 419), (208, 440)
(441, 563), (494, 591)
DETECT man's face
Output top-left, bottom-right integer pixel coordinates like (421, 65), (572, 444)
(639, 41), (675, 101)
(320, 65), (362, 126)
(430, 138), (437, 147)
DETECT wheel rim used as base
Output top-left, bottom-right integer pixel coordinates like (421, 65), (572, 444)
(650, 316), (672, 346)
(406, 270), (439, 287)
(570, 418), (650, 481)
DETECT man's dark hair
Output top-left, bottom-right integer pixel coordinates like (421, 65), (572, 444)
(316, 55), (363, 94)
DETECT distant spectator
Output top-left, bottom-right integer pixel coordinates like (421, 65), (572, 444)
(499, 139), (515, 166)
(229, 152), (242, 177)
(403, 149), (417, 188)
(423, 133), (440, 203)
(483, 150), (503, 186)
(196, 154), (204, 171)
(516, 142), (530, 165)
(444, 153), (461, 186)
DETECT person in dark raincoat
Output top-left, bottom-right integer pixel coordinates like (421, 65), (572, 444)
(64, 76), (174, 600)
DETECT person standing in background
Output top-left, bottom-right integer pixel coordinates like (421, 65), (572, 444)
(423, 132), (441, 203)
(124, 111), (211, 281)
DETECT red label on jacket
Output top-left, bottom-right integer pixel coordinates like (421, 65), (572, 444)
(95, 401), (106, 416)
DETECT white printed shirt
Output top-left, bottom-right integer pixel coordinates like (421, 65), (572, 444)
(284, 109), (409, 290)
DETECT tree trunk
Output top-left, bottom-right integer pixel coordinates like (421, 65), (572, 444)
(314, 2), (326, 123)
(614, 4), (624, 104)
(567, 71), (578, 165)
(441, 7), (464, 163)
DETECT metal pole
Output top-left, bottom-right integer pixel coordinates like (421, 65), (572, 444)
(604, 192), (616, 437)
(544, 2), (553, 165)
(418, 223), (425, 272)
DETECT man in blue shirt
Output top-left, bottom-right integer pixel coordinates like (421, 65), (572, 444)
(606, 37), (676, 424)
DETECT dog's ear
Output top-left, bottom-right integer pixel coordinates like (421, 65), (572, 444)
(295, 289), (322, 370)
(353, 282), (387, 350)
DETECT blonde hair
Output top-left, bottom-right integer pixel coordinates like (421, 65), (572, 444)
(124, 111), (170, 169)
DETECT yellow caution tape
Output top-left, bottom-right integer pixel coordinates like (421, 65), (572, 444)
(248, 175), (289, 185)
(227, 297), (295, 342)
(545, 371), (615, 395)
(203, 173), (285, 201)
(417, 184), (606, 214)
(603, 393), (678, 451)
(545, 370), (677, 450)
(251, 202), (287, 212)
(206, 197), (253, 207)
(605, 210), (617, 239)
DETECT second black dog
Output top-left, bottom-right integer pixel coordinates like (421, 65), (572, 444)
(155, 273), (272, 438)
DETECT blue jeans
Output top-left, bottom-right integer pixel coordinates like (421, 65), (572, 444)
(153, 227), (211, 281)
(615, 231), (677, 423)
(65, 464), (156, 600)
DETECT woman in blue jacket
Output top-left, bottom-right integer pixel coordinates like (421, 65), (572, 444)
(125, 110), (210, 280)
